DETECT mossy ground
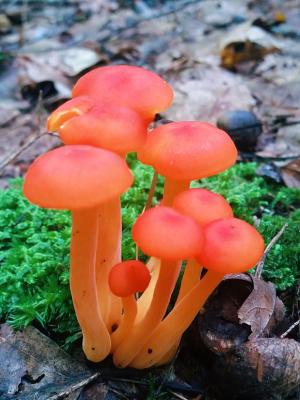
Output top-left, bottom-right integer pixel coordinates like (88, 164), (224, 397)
(0, 156), (299, 344)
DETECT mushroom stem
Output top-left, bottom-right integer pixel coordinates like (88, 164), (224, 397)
(176, 259), (202, 303)
(162, 178), (190, 206)
(71, 208), (111, 362)
(113, 259), (181, 367)
(130, 270), (223, 369)
(96, 198), (122, 332)
(111, 296), (137, 353)
(136, 258), (160, 324)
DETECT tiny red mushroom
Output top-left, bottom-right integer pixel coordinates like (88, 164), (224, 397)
(23, 145), (133, 362)
(112, 206), (203, 368)
(131, 217), (264, 369)
(108, 260), (151, 352)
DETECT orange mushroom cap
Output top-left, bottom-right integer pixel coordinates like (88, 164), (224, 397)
(138, 122), (237, 180)
(47, 96), (94, 132)
(109, 260), (151, 297)
(132, 206), (204, 261)
(58, 104), (148, 154)
(172, 188), (233, 226)
(197, 218), (264, 273)
(24, 145), (133, 210)
(72, 65), (173, 122)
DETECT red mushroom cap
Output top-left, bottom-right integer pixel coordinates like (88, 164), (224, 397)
(58, 104), (148, 154)
(72, 65), (173, 122)
(172, 188), (233, 226)
(47, 96), (94, 132)
(24, 145), (133, 210)
(108, 260), (151, 297)
(138, 122), (237, 180)
(132, 206), (204, 260)
(197, 218), (264, 273)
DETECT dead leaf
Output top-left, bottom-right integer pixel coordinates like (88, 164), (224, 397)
(0, 324), (94, 399)
(220, 21), (280, 69)
(165, 65), (255, 122)
(280, 159), (300, 188)
(238, 278), (276, 340)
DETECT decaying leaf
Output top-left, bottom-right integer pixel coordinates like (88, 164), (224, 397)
(198, 275), (285, 354)
(237, 277), (276, 340)
(166, 65), (255, 122)
(280, 159), (300, 188)
(220, 22), (280, 69)
(210, 338), (300, 400)
(0, 324), (93, 399)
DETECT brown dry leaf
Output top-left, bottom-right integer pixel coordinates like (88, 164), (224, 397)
(0, 324), (94, 399)
(280, 159), (300, 188)
(238, 277), (276, 340)
(219, 22), (281, 69)
(165, 64), (255, 122)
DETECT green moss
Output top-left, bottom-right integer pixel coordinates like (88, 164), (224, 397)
(0, 160), (299, 342)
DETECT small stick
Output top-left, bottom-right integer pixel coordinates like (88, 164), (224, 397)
(280, 319), (300, 339)
(255, 223), (288, 279)
(144, 170), (158, 211)
(167, 390), (190, 400)
(0, 132), (49, 174)
(48, 372), (101, 400)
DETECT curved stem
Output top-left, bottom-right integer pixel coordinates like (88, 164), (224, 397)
(111, 296), (137, 353)
(176, 259), (202, 303)
(71, 209), (111, 362)
(96, 198), (122, 332)
(130, 270), (223, 369)
(112, 259), (181, 368)
(157, 259), (202, 363)
(136, 258), (160, 324)
(162, 178), (190, 206)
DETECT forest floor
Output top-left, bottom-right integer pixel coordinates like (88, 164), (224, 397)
(0, 0), (299, 399)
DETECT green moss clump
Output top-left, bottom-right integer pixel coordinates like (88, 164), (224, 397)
(0, 160), (299, 341)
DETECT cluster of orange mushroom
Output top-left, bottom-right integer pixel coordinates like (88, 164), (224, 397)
(23, 65), (265, 368)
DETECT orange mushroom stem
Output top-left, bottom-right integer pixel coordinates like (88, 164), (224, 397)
(23, 145), (133, 362)
(112, 206), (203, 368)
(173, 188), (233, 301)
(108, 260), (150, 352)
(130, 217), (264, 368)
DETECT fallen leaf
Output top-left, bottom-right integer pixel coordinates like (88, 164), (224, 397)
(165, 65), (255, 122)
(280, 159), (300, 188)
(238, 277), (276, 340)
(0, 324), (94, 399)
(220, 21), (280, 69)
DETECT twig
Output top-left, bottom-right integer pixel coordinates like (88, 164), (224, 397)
(255, 223), (288, 279)
(280, 319), (300, 339)
(48, 372), (101, 400)
(109, 387), (131, 400)
(0, 132), (52, 175)
(144, 170), (158, 211)
(167, 390), (190, 400)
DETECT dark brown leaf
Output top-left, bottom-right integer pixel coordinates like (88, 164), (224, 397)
(238, 278), (276, 340)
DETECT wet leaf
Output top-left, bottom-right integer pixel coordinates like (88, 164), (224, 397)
(0, 324), (93, 399)
(238, 278), (277, 340)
